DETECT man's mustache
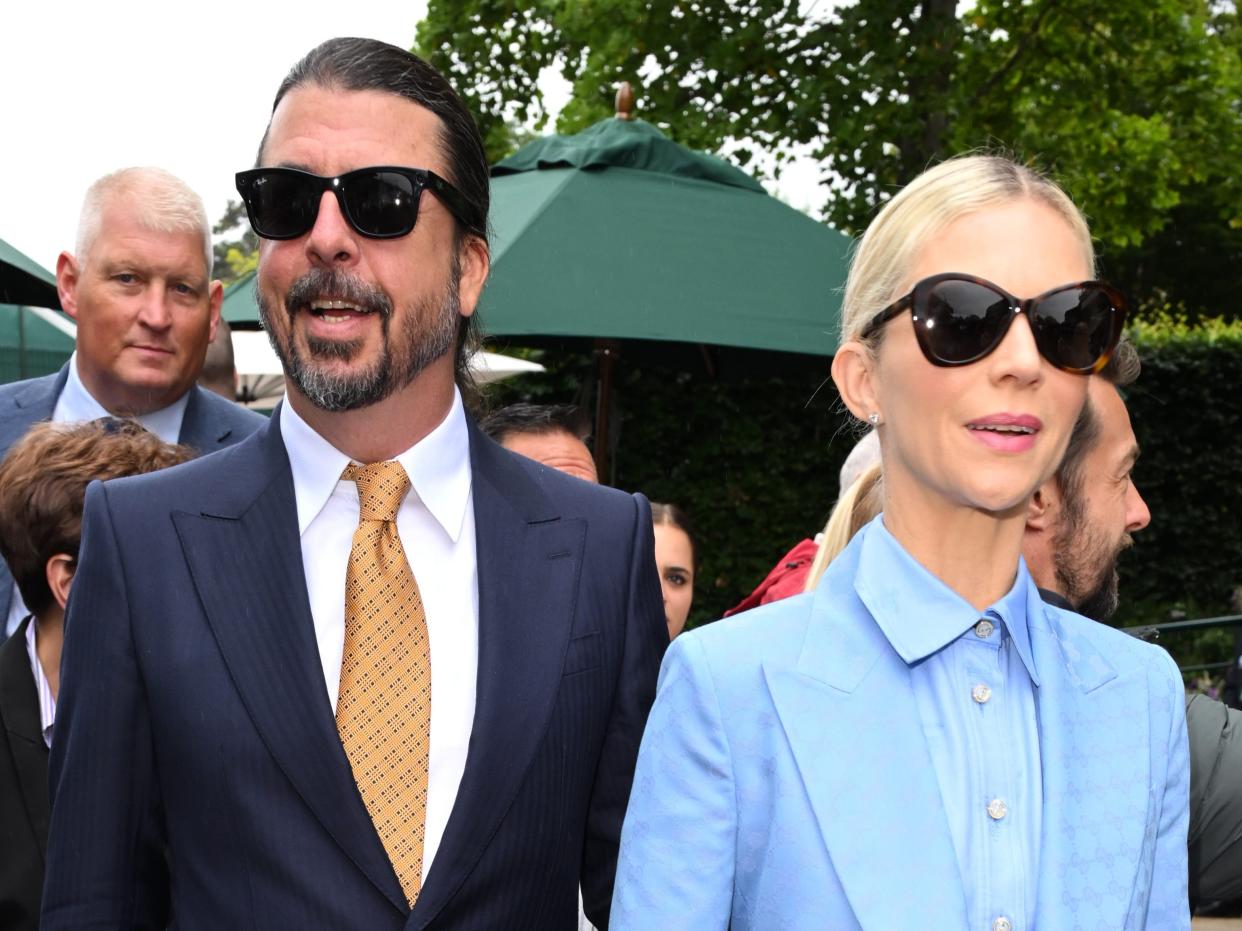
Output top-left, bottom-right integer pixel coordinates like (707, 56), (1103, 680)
(284, 268), (392, 318)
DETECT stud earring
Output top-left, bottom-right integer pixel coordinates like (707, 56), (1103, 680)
(868, 412), (881, 426)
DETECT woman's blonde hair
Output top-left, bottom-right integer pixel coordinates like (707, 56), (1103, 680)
(804, 462), (884, 592)
(839, 155), (1095, 349)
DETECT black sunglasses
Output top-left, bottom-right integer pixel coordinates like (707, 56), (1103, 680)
(859, 273), (1127, 374)
(234, 166), (474, 240)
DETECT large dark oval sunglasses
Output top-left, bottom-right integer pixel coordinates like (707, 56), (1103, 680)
(234, 166), (474, 240)
(859, 272), (1128, 374)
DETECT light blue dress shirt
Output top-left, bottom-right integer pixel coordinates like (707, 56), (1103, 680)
(862, 520), (1041, 931)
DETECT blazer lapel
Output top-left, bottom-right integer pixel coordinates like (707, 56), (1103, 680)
(0, 619), (50, 856)
(170, 414), (407, 913)
(1030, 594), (1151, 929)
(409, 426), (582, 930)
(177, 385), (236, 451)
(0, 369), (66, 616)
(763, 560), (968, 931)
(0, 366), (64, 451)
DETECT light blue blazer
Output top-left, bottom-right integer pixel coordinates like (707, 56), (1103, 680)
(611, 526), (1190, 930)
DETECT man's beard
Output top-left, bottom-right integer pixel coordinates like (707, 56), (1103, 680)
(1051, 493), (1127, 622)
(258, 265), (459, 413)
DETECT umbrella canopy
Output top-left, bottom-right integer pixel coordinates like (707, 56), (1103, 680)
(0, 241), (73, 383)
(481, 116), (851, 357)
(0, 236), (61, 310)
(0, 304), (75, 383)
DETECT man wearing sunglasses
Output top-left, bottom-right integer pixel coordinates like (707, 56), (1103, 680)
(0, 168), (265, 640)
(42, 38), (666, 931)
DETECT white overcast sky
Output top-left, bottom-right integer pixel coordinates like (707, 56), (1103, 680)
(1, 1), (432, 271)
(1, 1), (824, 275)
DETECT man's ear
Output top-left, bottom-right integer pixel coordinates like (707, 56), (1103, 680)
(1026, 482), (1058, 532)
(45, 554), (76, 611)
(455, 235), (490, 320)
(207, 280), (224, 343)
(56, 252), (81, 320)
(831, 339), (881, 423)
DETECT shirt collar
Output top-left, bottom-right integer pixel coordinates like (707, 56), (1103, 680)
(24, 619), (56, 748)
(56, 351), (189, 444)
(853, 516), (1040, 685)
(280, 388), (473, 542)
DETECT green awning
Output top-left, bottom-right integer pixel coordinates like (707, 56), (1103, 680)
(0, 236), (60, 310)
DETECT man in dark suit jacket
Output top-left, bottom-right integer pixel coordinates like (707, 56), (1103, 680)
(0, 166), (265, 634)
(0, 420), (193, 931)
(42, 38), (666, 931)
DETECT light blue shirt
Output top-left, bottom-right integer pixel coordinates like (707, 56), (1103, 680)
(860, 518), (1042, 931)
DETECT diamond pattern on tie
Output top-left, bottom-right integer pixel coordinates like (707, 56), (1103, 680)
(337, 460), (430, 908)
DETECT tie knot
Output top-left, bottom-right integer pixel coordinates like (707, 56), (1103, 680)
(343, 461), (410, 522)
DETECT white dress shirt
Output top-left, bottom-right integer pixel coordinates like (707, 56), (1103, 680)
(24, 619), (57, 749)
(280, 390), (478, 883)
(5, 353), (190, 635)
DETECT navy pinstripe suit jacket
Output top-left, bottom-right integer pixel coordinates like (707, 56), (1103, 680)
(41, 411), (666, 930)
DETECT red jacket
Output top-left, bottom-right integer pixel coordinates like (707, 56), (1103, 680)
(724, 538), (819, 617)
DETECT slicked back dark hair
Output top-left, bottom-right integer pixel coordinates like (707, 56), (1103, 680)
(261, 37), (489, 244)
(260, 38), (490, 395)
(480, 403), (592, 444)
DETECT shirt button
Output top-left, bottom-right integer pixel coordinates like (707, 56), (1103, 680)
(987, 798), (1008, 820)
(993, 918), (1012, 931)
(972, 683), (992, 704)
(974, 618), (995, 638)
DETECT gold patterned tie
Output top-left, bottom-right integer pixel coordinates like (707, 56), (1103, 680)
(337, 461), (431, 907)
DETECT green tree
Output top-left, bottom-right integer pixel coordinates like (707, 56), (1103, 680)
(416, 0), (1242, 314)
(212, 199), (258, 286)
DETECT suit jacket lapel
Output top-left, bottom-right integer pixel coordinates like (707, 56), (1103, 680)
(763, 555), (968, 931)
(177, 385), (235, 451)
(0, 368), (66, 613)
(0, 366), (64, 450)
(0, 618), (50, 857)
(409, 425), (582, 930)
(170, 414), (407, 913)
(1030, 594), (1151, 929)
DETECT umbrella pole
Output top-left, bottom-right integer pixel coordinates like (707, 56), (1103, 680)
(18, 305), (27, 380)
(593, 339), (620, 483)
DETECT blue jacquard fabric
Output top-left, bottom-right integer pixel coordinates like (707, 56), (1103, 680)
(611, 517), (1189, 931)
(856, 521), (1042, 930)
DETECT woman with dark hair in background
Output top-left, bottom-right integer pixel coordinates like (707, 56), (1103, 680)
(611, 155), (1189, 930)
(650, 503), (697, 639)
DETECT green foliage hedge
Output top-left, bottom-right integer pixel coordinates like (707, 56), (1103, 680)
(1119, 317), (1242, 632)
(484, 319), (1242, 640)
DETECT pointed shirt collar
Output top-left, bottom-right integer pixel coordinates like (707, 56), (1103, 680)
(279, 388), (472, 542)
(853, 516), (1040, 686)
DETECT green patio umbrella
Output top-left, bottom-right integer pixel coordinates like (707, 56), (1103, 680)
(482, 103), (850, 356)
(482, 94), (851, 474)
(0, 239), (73, 383)
(0, 236), (60, 309)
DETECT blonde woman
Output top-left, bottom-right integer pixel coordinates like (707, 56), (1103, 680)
(611, 155), (1188, 930)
